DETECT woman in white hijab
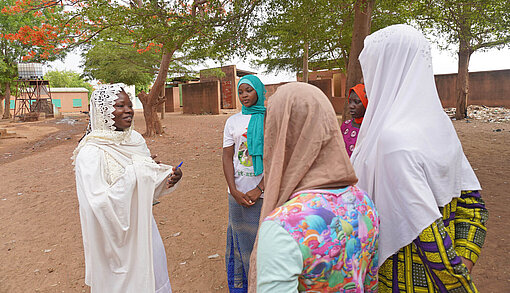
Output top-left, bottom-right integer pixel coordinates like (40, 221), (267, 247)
(351, 24), (488, 292)
(73, 84), (181, 293)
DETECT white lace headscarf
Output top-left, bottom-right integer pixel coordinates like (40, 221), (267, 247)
(351, 24), (480, 265)
(72, 83), (138, 164)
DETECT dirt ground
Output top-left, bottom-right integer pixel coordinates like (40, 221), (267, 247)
(0, 110), (508, 292)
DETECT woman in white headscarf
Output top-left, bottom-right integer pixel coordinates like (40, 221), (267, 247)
(73, 84), (182, 293)
(351, 24), (488, 292)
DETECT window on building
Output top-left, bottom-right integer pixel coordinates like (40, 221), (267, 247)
(52, 99), (61, 108)
(9, 100), (15, 109)
(72, 98), (82, 107)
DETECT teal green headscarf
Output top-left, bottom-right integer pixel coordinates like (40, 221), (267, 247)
(238, 75), (266, 176)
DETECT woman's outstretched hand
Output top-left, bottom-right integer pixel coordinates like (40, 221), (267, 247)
(167, 166), (182, 188)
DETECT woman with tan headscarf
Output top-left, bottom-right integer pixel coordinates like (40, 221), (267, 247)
(251, 82), (379, 292)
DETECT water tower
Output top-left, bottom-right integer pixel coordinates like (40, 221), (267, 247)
(13, 63), (54, 121)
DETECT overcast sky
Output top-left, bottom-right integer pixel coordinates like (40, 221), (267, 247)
(45, 44), (510, 86)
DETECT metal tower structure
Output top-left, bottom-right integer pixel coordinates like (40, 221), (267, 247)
(13, 63), (53, 121)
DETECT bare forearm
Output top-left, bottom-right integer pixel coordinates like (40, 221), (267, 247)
(222, 147), (237, 192)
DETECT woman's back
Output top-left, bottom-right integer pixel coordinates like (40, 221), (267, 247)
(258, 186), (379, 292)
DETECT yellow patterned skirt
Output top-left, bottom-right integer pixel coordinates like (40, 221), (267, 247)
(378, 191), (488, 293)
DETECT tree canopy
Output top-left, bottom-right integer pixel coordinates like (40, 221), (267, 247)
(44, 70), (94, 98)
(411, 0), (510, 119)
(0, 0), (59, 118)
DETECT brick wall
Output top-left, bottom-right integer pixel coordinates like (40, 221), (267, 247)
(182, 81), (221, 115)
(435, 69), (510, 107)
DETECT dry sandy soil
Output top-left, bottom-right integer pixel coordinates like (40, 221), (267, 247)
(0, 110), (509, 292)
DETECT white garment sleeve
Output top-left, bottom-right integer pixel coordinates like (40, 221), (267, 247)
(257, 220), (303, 293)
(75, 145), (139, 245)
(223, 117), (234, 148)
(153, 163), (178, 200)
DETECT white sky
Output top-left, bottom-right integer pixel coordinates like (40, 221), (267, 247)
(45, 44), (510, 86)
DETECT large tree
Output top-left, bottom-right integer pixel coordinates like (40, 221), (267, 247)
(342, 0), (374, 120)
(4, 0), (260, 136)
(81, 39), (160, 94)
(249, 0), (354, 81)
(0, 0), (54, 119)
(414, 0), (510, 119)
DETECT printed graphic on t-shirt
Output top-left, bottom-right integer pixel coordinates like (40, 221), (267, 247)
(238, 132), (253, 167)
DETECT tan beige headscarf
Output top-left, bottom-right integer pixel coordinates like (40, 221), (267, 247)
(248, 82), (358, 291)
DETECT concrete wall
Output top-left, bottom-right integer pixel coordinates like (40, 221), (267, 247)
(435, 69), (510, 107)
(165, 87), (181, 112)
(182, 81), (221, 115)
(265, 80), (346, 114)
(54, 92), (89, 113)
(297, 69), (349, 114)
(200, 65), (239, 109)
(265, 82), (289, 99)
(308, 79), (333, 99)
(157, 87), (181, 112)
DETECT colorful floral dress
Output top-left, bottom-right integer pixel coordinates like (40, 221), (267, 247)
(259, 186), (379, 292)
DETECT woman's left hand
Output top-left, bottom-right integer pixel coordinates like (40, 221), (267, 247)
(167, 166), (182, 188)
(246, 187), (262, 203)
(461, 257), (474, 273)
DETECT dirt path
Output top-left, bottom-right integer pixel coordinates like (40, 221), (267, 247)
(0, 112), (508, 292)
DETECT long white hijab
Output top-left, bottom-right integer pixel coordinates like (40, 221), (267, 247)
(351, 24), (481, 265)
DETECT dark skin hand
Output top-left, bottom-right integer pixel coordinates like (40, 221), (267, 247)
(167, 166), (182, 188)
(246, 177), (264, 203)
(151, 154), (183, 188)
(222, 145), (264, 207)
(461, 257), (474, 273)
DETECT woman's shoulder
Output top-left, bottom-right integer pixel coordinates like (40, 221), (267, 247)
(225, 112), (249, 126)
(129, 130), (146, 144)
(75, 144), (102, 165)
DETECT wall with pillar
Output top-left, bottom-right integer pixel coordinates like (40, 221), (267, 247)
(200, 65), (239, 109)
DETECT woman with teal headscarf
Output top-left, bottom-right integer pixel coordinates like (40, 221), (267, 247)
(222, 74), (266, 292)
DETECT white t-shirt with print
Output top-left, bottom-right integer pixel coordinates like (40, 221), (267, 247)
(223, 112), (263, 196)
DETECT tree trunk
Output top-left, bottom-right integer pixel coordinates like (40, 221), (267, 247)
(342, 0), (374, 121)
(160, 85), (165, 120)
(455, 39), (472, 120)
(0, 94), (4, 118)
(142, 51), (173, 136)
(303, 41), (309, 83)
(2, 82), (12, 119)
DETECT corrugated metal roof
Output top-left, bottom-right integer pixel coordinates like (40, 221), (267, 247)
(49, 87), (89, 93)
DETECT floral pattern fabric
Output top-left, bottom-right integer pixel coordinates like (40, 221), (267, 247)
(340, 119), (360, 157)
(264, 186), (379, 292)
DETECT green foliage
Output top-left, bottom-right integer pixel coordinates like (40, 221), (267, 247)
(44, 70), (94, 98)
(30, 0), (260, 96)
(244, 0), (409, 75)
(81, 39), (161, 92)
(411, 0), (510, 52)
(81, 36), (201, 94)
(0, 0), (39, 84)
(249, 0), (354, 74)
(200, 68), (226, 79)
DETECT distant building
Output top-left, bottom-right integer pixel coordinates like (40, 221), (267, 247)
(7, 87), (89, 114)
